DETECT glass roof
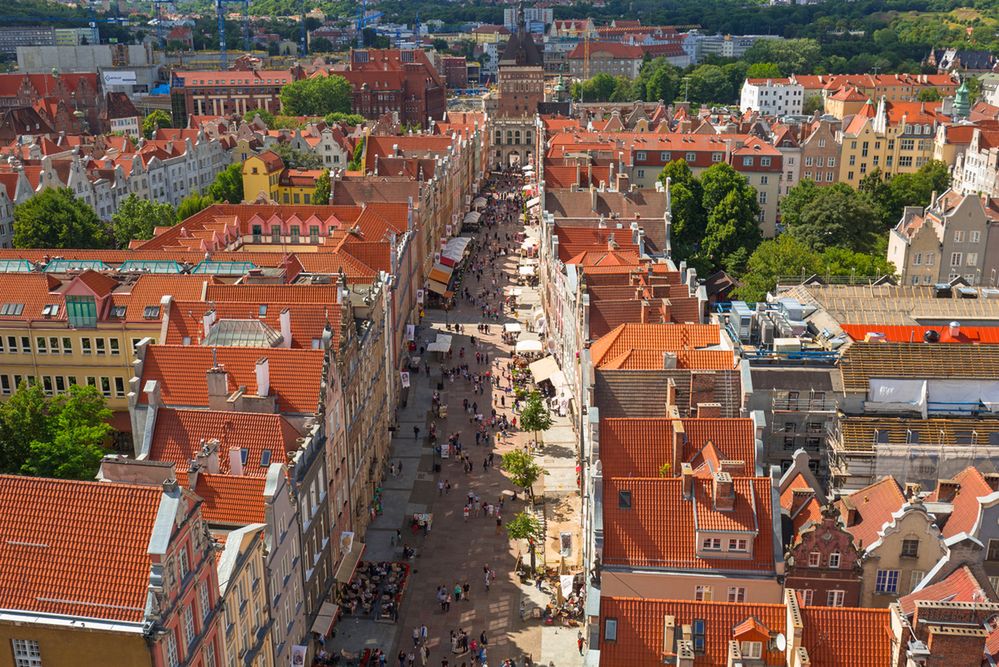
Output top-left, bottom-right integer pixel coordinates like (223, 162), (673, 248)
(202, 319), (282, 347)
(191, 261), (257, 275)
(118, 260), (184, 274)
(45, 259), (109, 272)
(0, 259), (33, 273)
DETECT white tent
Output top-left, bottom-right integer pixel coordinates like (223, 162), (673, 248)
(516, 340), (544, 354)
(504, 323), (522, 333)
(442, 236), (472, 263)
(426, 333), (453, 353)
(472, 196), (488, 210)
(526, 196), (541, 209)
(463, 211), (482, 225)
(519, 265), (536, 276)
(528, 355), (560, 383)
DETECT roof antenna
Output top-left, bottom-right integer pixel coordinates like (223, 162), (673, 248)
(211, 346), (218, 368)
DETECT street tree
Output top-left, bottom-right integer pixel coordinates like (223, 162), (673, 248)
(658, 159), (706, 259)
(14, 188), (110, 249)
(502, 450), (547, 499)
(519, 390), (553, 445)
(507, 511), (545, 575)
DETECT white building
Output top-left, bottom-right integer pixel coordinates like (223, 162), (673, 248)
(952, 127), (999, 198)
(740, 78), (804, 116)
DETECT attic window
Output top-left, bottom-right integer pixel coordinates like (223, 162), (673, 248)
(604, 618), (617, 641)
(143, 305), (160, 319)
(258, 305), (267, 316)
(110, 305), (126, 318)
(260, 449), (272, 466)
(618, 490), (632, 509)
(41, 304), (59, 318)
(692, 619), (706, 652)
(0, 303), (24, 316)
(240, 448), (249, 466)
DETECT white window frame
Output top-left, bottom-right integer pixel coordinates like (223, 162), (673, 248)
(183, 605), (196, 648)
(695, 585), (713, 601)
(808, 551), (821, 567)
(828, 552), (840, 568)
(827, 590), (845, 607)
(801, 589), (814, 605)
(702, 537), (721, 551)
(164, 632), (179, 667)
(727, 586), (746, 603)
(740, 641), (762, 659)
(875, 569), (899, 594)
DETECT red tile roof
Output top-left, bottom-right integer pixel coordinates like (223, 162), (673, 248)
(836, 477), (906, 550)
(148, 408), (300, 477)
(603, 476), (776, 572)
(599, 348), (735, 370)
(898, 565), (989, 615)
(165, 300), (339, 349)
(567, 41), (644, 60)
(177, 471), (267, 526)
(600, 417), (756, 477)
(938, 466), (994, 538)
(590, 323), (721, 367)
(139, 345), (324, 414)
(600, 596), (892, 667)
(0, 475), (163, 623)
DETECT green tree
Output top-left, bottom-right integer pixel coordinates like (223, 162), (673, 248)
(14, 188), (110, 249)
(685, 64), (733, 104)
(571, 73), (618, 102)
(272, 142), (324, 170)
(785, 183), (879, 252)
(643, 60), (680, 103)
(702, 188), (763, 274)
(142, 109), (173, 139)
(519, 390), (553, 445)
(110, 194), (176, 247)
(501, 450), (547, 498)
(349, 137), (365, 171)
(743, 38), (822, 76)
(917, 87), (942, 102)
(310, 36), (333, 52)
(734, 234), (822, 302)
(659, 159), (706, 259)
(280, 74), (352, 116)
(746, 62), (782, 79)
(244, 107), (275, 127)
(506, 511), (544, 575)
(208, 162), (245, 204)
(324, 112), (366, 126)
(802, 94), (824, 115)
(432, 38), (448, 51)
(176, 192), (215, 220)
(819, 246), (896, 278)
(21, 385), (111, 479)
(778, 179), (820, 230)
(0, 382), (49, 473)
(314, 169), (331, 204)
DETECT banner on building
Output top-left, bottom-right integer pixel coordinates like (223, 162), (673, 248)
(416, 290), (425, 305)
(406, 324), (416, 341)
(102, 71), (137, 85)
(400, 371), (411, 388)
(291, 645), (308, 666)
(339, 531), (355, 554)
(446, 224), (453, 236)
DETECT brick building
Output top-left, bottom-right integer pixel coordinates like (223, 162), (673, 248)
(337, 49), (447, 128)
(169, 68), (301, 128)
(0, 72), (103, 134)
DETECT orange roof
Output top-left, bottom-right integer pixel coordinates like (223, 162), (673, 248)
(0, 273), (60, 321)
(0, 475), (163, 623)
(113, 274), (208, 322)
(600, 596), (892, 667)
(599, 348), (735, 370)
(938, 466), (993, 538)
(603, 476), (776, 572)
(139, 345), (324, 414)
(836, 477), (906, 550)
(590, 323), (721, 367)
(599, 417), (756, 477)
(898, 565), (989, 615)
(841, 324), (999, 344)
(179, 471), (267, 526)
(203, 283), (341, 305)
(148, 408), (300, 477)
(164, 300), (339, 349)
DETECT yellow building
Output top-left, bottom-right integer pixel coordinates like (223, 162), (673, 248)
(242, 150), (324, 204)
(837, 98), (944, 187)
(218, 524), (274, 667)
(0, 270), (207, 414)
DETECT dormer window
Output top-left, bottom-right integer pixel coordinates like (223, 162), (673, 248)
(728, 538), (748, 552)
(261, 450), (272, 466)
(0, 303), (24, 316)
(618, 490), (632, 509)
(111, 305), (126, 318)
(702, 538), (721, 551)
(143, 305), (160, 319)
(740, 641), (762, 659)
(41, 304), (59, 318)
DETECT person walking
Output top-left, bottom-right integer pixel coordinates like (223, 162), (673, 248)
(577, 630), (585, 655)
(413, 627), (421, 647)
(420, 645), (430, 666)
(414, 425), (421, 440)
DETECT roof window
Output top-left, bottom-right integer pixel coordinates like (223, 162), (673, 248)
(0, 303), (24, 316)
(143, 305), (161, 319)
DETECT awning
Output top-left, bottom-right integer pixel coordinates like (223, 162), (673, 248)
(504, 323), (522, 333)
(427, 333), (453, 353)
(516, 340), (544, 354)
(311, 600), (340, 636)
(473, 197), (487, 210)
(526, 196), (541, 209)
(463, 211), (482, 225)
(549, 370), (570, 390)
(429, 264), (453, 284)
(504, 286), (523, 296)
(335, 540), (366, 583)
(521, 238), (538, 250)
(427, 279), (450, 296)
(519, 265), (536, 276)
(520, 258), (539, 265)
(442, 236), (472, 265)
(529, 355), (560, 383)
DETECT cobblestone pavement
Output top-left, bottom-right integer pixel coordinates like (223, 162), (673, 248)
(329, 190), (584, 667)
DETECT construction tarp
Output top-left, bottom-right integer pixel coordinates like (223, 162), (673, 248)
(529, 355), (560, 383)
(335, 541), (366, 583)
(463, 211), (482, 225)
(516, 340), (544, 354)
(868, 379), (927, 417)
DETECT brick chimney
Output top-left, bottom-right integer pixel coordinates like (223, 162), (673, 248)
(697, 402), (722, 418)
(689, 372), (716, 414)
(681, 462), (694, 499)
(206, 364), (230, 411)
(712, 471), (735, 511)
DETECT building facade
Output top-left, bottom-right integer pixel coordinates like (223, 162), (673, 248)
(740, 78), (805, 116)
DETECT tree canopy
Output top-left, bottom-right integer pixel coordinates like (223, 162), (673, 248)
(272, 142), (324, 170)
(14, 188), (110, 249)
(110, 194), (177, 247)
(784, 182), (880, 252)
(280, 74), (352, 116)
(142, 110), (173, 139)
(519, 391), (553, 443)
(176, 192), (215, 220)
(501, 450), (547, 498)
(208, 162), (245, 204)
(0, 382), (112, 480)
(313, 169), (331, 205)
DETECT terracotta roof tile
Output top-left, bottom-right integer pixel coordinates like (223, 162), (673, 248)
(799, 605), (895, 667)
(835, 477), (906, 550)
(898, 565), (989, 615)
(939, 466), (994, 538)
(203, 283), (340, 304)
(165, 300), (339, 349)
(148, 407), (300, 477)
(139, 345), (324, 414)
(603, 476), (776, 572)
(177, 471), (266, 526)
(591, 323), (721, 367)
(0, 475), (162, 623)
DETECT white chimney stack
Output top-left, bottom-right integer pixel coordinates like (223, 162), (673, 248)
(229, 447), (244, 476)
(255, 357), (270, 397)
(202, 309), (216, 339)
(949, 321), (960, 338)
(279, 308), (292, 348)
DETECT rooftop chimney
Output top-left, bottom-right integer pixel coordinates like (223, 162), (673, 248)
(206, 365), (229, 411)
(279, 308), (292, 348)
(681, 462), (694, 499)
(202, 309), (216, 340)
(197, 438), (220, 474)
(712, 471), (735, 511)
(697, 402), (722, 418)
(229, 446), (244, 476)
(255, 357), (270, 397)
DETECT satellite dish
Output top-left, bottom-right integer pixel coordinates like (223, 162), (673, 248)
(775, 633), (787, 651)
